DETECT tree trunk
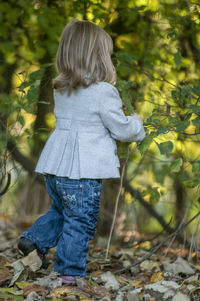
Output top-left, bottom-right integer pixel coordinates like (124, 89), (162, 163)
(174, 178), (185, 228)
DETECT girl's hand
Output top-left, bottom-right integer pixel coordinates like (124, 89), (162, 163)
(131, 113), (144, 124)
(122, 101), (127, 112)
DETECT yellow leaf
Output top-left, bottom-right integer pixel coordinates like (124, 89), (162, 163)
(16, 281), (32, 289)
(150, 272), (164, 283)
(108, 248), (115, 253)
(195, 264), (200, 271)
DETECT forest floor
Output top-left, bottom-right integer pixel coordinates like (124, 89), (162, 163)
(0, 215), (200, 301)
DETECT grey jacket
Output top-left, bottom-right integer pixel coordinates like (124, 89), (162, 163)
(35, 82), (146, 179)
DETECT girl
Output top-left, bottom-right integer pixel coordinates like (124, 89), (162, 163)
(18, 19), (145, 285)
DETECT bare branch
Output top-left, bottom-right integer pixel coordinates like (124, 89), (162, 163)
(0, 173), (11, 197)
(114, 209), (200, 274)
(123, 180), (186, 245)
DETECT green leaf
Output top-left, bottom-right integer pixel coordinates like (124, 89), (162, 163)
(27, 86), (39, 103)
(149, 187), (160, 205)
(16, 281), (32, 289)
(157, 141), (173, 156)
(32, 79), (41, 88)
(192, 161), (200, 172)
(18, 115), (25, 127)
(168, 117), (178, 127)
(0, 288), (23, 300)
(192, 117), (200, 127)
(29, 68), (45, 82)
(152, 119), (160, 124)
(183, 179), (200, 188)
(157, 126), (170, 134)
(174, 49), (182, 69)
(147, 73), (155, 82)
(167, 29), (178, 40)
(188, 105), (200, 114)
(117, 78), (133, 91)
(23, 103), (35, 113)
(170, 158), (183, 172)
(181, 86), (191, 98)
(116, 79), (135, 114)
(116, 51), (137, 64)
(192, 84), (200, 97)
(142, 187), (160, 205)
(138, 135), (153, 155)
(176, 120), (190, 132)
(171, 90), (179, 101)
(121, 90), (134, 114)
(0, 292), (23, 300)
(17, 81), (32, 91)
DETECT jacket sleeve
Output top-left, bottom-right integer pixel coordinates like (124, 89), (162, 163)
(99, 84), (146, 142)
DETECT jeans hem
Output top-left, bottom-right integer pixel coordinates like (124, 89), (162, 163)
(54, 266), (86, 278)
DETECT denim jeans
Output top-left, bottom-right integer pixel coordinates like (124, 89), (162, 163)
(20, 174), (102, 278)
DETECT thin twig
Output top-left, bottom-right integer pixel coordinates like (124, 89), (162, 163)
(164, 201), (191, 257)
(194, 216), (200, 261)
(126, 217), (173, 249)
(114, 209), (200, 274)
(188, 205), (200, 261)
(105, 145), (133, 260)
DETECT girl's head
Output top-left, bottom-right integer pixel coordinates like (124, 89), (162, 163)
(53, 19), (116, 94)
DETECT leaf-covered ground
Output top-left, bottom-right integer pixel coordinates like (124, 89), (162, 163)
(0, 216), (200, 300)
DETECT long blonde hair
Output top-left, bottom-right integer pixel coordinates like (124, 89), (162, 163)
(52, 19), (116, 95)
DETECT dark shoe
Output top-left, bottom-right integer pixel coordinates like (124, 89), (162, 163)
(18, 237), (36, 256)
(60, 275), (76, 285)
(18, 237), (49, 269)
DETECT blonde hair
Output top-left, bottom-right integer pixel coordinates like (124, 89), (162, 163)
(52, 19), (116, 95)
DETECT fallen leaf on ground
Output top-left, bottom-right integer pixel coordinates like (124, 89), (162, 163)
(20, 249), (42, 272)
(76, 276), (108, 297)
(34, 271), (62, 289)
(25, 291), (40, 301)
(16, 281), (33, 289)
(125, 290), (139, 301)
(140, 260), (160, 272)
(145, 280), (180, 300)
(100, 271), (120, 290)
(163, 257), (195, 275)
(50, 285), (92, 300)
(0, 267), (12, 285)
(9, 260), (28, 287)
(23, 284), (48, 297)
(172, 292), (190, 301)
(150, 271), (164, 283)
(115, 291), (125, 301)
(0, 255), (12, 266)
(0, 288), (23, 300)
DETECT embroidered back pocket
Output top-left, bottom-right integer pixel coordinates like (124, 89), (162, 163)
(56, 182), (83, 216)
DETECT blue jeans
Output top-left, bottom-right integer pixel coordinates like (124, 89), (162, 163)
(20, 175), (102, 278)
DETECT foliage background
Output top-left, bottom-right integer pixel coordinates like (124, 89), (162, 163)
(1, 0), (200, 242)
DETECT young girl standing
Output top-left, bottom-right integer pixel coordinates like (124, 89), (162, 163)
(18, 19), (145, 285)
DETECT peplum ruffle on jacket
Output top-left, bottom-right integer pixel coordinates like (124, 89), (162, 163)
(35, 82), (146, 179)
